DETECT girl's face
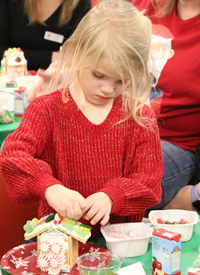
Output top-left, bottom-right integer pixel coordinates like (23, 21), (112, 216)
(79, 59), (129, 106)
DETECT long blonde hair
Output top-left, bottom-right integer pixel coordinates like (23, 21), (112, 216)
(52, 0), (152, 125)
(24, 0), (80, 26)
(151, 0), (176, 17)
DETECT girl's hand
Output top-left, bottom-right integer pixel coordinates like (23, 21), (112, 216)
(45, 184), (86, 219)
(82, 192), (113, 226)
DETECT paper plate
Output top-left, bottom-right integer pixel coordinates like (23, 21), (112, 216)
(1, 242), (108, 275)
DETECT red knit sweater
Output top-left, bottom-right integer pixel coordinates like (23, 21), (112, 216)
(0, 90), (163, 239)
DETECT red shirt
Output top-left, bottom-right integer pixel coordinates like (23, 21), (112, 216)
(0, 90), (163, 239)
(133, 0), (200, 152)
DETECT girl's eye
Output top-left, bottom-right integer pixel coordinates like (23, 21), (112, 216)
(93, 72), (104, 79)
(116, 80), (123, 84)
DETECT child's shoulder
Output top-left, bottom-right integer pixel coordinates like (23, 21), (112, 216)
(31, 89), (64, 109)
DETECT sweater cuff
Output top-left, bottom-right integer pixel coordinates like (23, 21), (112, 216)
(30, 173), (63, 200)
(99, 185), (125, 214)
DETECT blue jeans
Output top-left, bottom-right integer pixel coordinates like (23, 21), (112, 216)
(147, 140), (197, 211)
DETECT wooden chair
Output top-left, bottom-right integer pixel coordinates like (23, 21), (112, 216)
(0, 173), (39, 259)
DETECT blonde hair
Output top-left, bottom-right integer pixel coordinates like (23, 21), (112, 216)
(151, 0), (176, 17)
(52, 0), (152, 125)
(24, 0), (80, 26)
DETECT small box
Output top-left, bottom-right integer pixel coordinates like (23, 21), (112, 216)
(14, 86), (26, 117)
(152, 228), (181, 275)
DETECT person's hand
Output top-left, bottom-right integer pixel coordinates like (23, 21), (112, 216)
(82, 192), (113, 226)
(51, 51), (60, 63)
(163, 185), (199, 213)
(27, 61), (58, 103)
(45, 184), (86, 219)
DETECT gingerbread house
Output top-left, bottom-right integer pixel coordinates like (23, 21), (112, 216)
(23, 213), (92, 274)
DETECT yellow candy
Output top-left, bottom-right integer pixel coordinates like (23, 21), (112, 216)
(32, 218), (39, 223)
(63, 217), (75, 225)
(12, 47), (17, 52)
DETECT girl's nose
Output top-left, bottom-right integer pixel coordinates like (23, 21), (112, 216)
(100, 83), (114, 94)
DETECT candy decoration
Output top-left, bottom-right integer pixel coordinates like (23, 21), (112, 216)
(51, 242), (63, 254)
(127, 230), (137, 238)
(50, 256), (61, 269)
(38, 219), (46, 225)
(37, 255), (50, 269)
(54, 213), (61, 225)
(30, 220), (38, 226)
(180, 218), (189, 224)
(58, 213), (64, 221)
(153, 216), (189, 225)
(152, 216), (157, 223)
(157, 218), (165, 224)
(39, 240), (51, 253)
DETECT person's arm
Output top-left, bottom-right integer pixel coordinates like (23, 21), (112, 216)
(86, 107), (163, 218)
(0, 99), (62, 206)
(27, 60), (67, 103)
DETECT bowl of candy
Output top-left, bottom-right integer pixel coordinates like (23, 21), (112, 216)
(149, 209), (199, 242)
(76, 252), (122, 275)
(100, 222), (152, 258)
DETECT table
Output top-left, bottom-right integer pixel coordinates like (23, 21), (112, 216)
(1, 222), (200, 275)
(91, 222), (200, 274)
(0, 112), (21, 148)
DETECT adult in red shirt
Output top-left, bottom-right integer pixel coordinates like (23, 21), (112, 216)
(132, 0), (200, 212)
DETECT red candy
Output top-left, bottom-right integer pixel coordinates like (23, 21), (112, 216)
(180, 218), (189, 224)
(157, 218), (165, 224)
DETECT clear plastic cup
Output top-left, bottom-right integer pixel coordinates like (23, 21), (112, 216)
(76, 252), (122, 275)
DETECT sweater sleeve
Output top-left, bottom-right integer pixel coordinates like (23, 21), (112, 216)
(99, 108), (163, 216)
(0, 101), (63, 206)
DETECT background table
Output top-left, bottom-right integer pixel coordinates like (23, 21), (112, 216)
(0, 112), (21, 148)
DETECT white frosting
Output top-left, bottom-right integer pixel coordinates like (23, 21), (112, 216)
(38, 229), (69, 275)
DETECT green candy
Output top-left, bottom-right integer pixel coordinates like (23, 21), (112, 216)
(45, 214), (55, 223)
(63, 222), (75, 232)
(74, 228), (88, 239)
(165, 220), (171, 224)
(23, 221), (38, 233)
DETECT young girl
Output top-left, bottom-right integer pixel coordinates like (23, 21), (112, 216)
(0, 0), (163, 240)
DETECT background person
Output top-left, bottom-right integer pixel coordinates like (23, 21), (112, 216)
(0, 0), (163, 239)
(132, 0), (200, 212)
(0, 0), (91, 70)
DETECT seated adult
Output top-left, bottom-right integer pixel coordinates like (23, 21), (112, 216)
(131, 0), (200, 213)
(0, 0), (91, 70)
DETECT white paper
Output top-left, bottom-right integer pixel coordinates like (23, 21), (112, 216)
(119, 262), (146, 275)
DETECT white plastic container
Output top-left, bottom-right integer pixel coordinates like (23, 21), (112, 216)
(100, 222), (152, 258)
(16, 76), (39, 97)
(149, 209), (198, 242)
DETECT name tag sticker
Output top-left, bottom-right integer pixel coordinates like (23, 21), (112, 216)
(44, 31), (64, 44)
